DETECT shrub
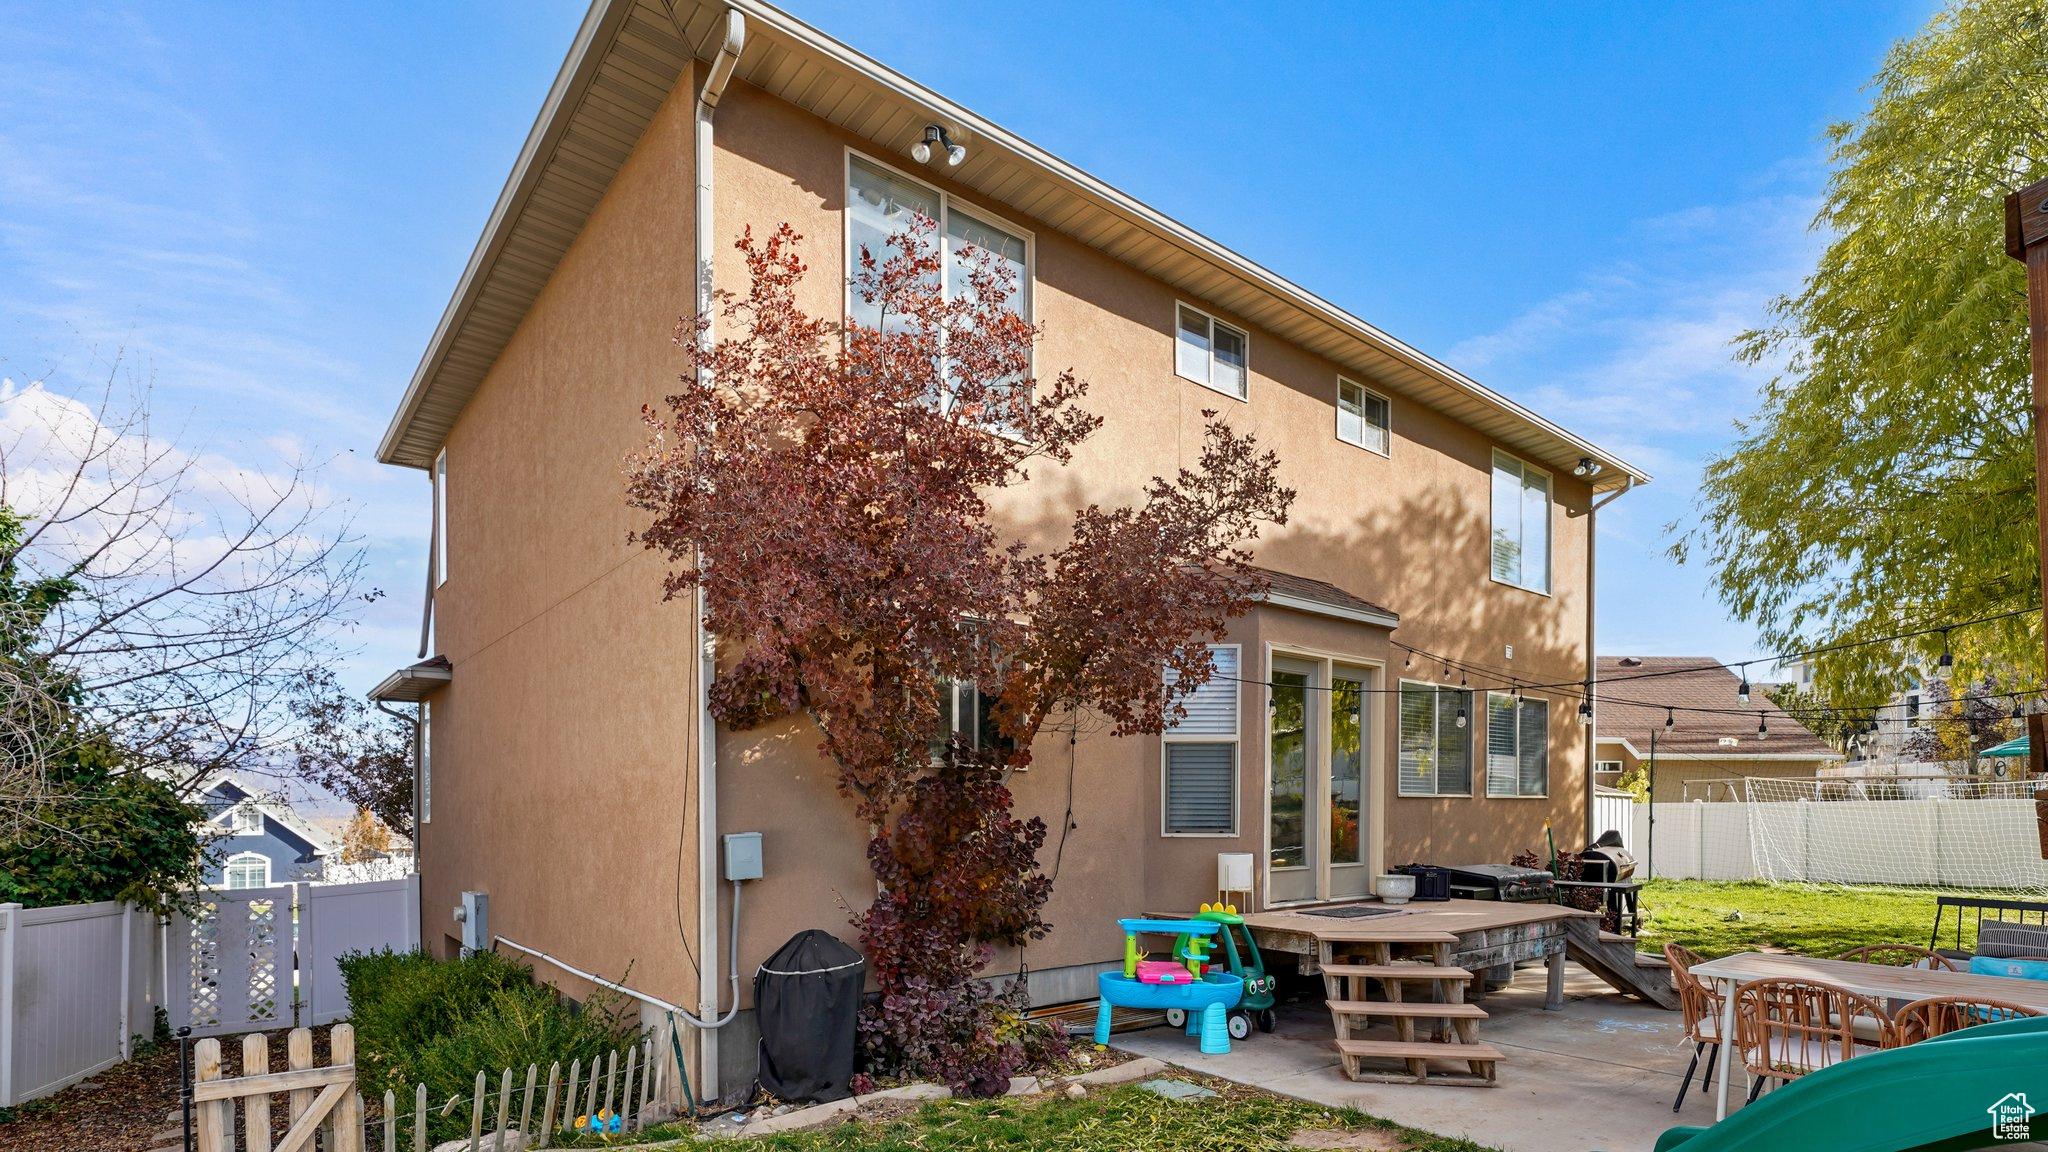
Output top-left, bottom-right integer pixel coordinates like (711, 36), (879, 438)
(340, 949), (641, 1141)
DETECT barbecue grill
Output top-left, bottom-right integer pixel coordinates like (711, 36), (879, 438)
(1442, 863), (1554, 903)
(1579, 830), (1637, 884)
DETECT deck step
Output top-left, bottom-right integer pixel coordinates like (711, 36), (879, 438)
(1563, 919), (1679, 1010)
(1327, 1000), (1487, 1019)
(1335, 1038), (1506, 1061)
(1321, 964), (1474, 981)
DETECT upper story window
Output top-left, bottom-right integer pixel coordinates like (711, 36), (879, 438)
(1490, 450), (1551, 594)
(1337, 378), (1391, 455)
(433, 449), (448, 588)
(226, 804), (261, 834)
(1175, 304), (1248, 400)
(846, 154), (1030, 335)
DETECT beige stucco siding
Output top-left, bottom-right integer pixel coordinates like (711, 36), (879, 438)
(420, 65), (705, 1012)
(424, 68), (1594, 1025)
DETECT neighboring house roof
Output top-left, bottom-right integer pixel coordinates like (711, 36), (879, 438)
(375, 0), (1651, 497)
(1594, 656), (1838, 759)
(369, 655), (452, 702)
(196, 773), (338, 857)
(1255, 567), (1399, 629)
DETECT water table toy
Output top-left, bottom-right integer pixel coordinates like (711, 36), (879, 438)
(1094, 917), (1244, 1054)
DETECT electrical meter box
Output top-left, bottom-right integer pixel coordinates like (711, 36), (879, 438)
(724, 831), (764, 881)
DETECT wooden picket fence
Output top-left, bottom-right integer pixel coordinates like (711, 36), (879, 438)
(191, 1026), (666, 1152)
(192, 1025), (362, 1152)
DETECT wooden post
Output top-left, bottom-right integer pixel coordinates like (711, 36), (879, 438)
(331, 1024), (363, 1152)
(287, 1028), (315, 1136)
(491, 1067), (512, 1152)
(518, 1063), (537, 1140)
(601, 1049), (617, 1127)
(538, 1062), (560, 1150)
(384, 1089), (397, 1152)
(619, 1046), (637, 1130)
(469, 1069), (486, 1152)
(636, 1040), (654, 1129)
(243, 1033), (272, 1152)
(581, 1058), (598, 1134)
(193, 1039), (223, 1152)
(2007, 177), (2048, 850)
(414, 1082), (428, 1152)
(560, 1059), (580, 1137)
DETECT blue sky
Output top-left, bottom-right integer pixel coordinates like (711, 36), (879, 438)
(0, 1), (1934, 701)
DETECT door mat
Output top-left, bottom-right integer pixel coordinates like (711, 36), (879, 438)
(1299, 905), (1406, 920)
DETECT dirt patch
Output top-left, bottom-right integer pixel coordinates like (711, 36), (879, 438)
(0, 1038), (180, 1152)
(1289, 1129), (1410, 1150)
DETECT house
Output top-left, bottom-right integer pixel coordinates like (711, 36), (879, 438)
(195, 775), (334, 888)
(1594, 657), (1840, 802)
(369, 0), (1648, 1094)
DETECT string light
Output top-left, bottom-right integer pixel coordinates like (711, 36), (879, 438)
(1757, 714), (1770, 740)
(1938, 629), (1953, 670)
(1664, 707), (1675, 730)
(1737, 664), (1751, 704)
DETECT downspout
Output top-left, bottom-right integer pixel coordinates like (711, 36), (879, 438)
(1585, 475), (1634, 842)
(692, 6), (746, 1104)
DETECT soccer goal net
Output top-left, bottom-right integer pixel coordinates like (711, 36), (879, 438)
(1744, 775), (2048, 893)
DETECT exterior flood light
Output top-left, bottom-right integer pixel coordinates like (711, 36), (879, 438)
(1573, 457), (1602, 477)
(912, 124), (966, 167)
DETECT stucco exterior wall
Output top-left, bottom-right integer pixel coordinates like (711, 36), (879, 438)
(418, 64), (705, 1007)
(420, 69), (1596, 1038)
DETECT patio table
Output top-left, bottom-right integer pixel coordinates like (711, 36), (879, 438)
(1689, 951), (2048, 1121)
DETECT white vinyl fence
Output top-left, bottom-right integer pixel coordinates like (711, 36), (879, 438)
(0, 875), (420, 1107)
(169, 875), (420, 1037)
(0, 901), (164, 1107)
(1633, 797), (2048, 891)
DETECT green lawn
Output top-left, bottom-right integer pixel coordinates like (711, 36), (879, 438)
(1638, 879), (1990, 958)
(639, 1081), (1498, 1152)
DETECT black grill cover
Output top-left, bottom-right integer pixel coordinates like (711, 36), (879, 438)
(754, 930), (865, 1103)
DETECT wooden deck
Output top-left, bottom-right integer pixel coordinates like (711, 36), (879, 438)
(1244, 899), (1591, 1003)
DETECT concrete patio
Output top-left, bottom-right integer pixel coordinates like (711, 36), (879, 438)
(1113, 960), (1714, 1152)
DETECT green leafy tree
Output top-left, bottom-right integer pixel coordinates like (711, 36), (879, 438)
(1675, 0), (2048, 704)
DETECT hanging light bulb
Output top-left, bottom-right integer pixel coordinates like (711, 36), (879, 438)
(1757, 714), (1770, 740)
(1664, 707), (1675, 730)
(1938, 629), (1953, 671)
(1578, 698), (1593, 724)
(1737, 664), (1751, 704)
(1455, 704), (1468, 729)
(1403, 652), (1411, 670)
(2013, 699), (2027, 721)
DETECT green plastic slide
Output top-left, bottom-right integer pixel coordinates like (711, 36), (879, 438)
(1606, 1015), (2048, 1152)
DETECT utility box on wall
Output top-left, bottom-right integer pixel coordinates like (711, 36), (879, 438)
(724, 832), (764, 882)
(454, 890), (489, 955)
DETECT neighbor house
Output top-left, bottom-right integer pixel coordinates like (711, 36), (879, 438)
(370, 0), (1648, 1094)
(195, 774), (333, 888)
(1594, 657), (1840, 802)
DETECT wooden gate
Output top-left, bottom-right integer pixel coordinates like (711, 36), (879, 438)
(192, 1024), (361, 1152)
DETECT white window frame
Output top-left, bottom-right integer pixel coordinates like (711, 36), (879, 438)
(1173, 302), (1250, 401)
(842, 149), (1035, 345)
(226, 804), (262, 835)
(1489, 449), (1552, 595)
(1594, 759), (1624, 777)
(1484, 692), (1550, 799)
(1161, 644), (1241, 837)
(1397, 679), (1474, 798)
(223, 851), (271, 890)
(1336, 377), (1391, 456)
(433, 448), (448, 589)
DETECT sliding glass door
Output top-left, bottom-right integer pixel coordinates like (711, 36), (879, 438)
(1267, 656), (1376, 904)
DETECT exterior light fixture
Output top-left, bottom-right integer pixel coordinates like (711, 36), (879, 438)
(2012, 700), (2025, 721)
(1664, 707), (1674, 730)
(1572, 457), (1603, 478)
(1737, 665), (1751, 704)
(911, 124), (967, 167)
(1578, 700), (1593, 723)
(1757, 714), (1770, 740)
(1455, 704), (1468, 729)
(1938, 629), (1953, 671)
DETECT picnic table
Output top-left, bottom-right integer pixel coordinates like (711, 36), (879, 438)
(1688, 951), (2048, 1121)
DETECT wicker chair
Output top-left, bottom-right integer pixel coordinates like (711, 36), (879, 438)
(1734, 979), (1894, 1101)
(1665, 943), (1724, 1112)
(1834, 944), (1958, 971)
(1891, 996), (2043, 1045)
